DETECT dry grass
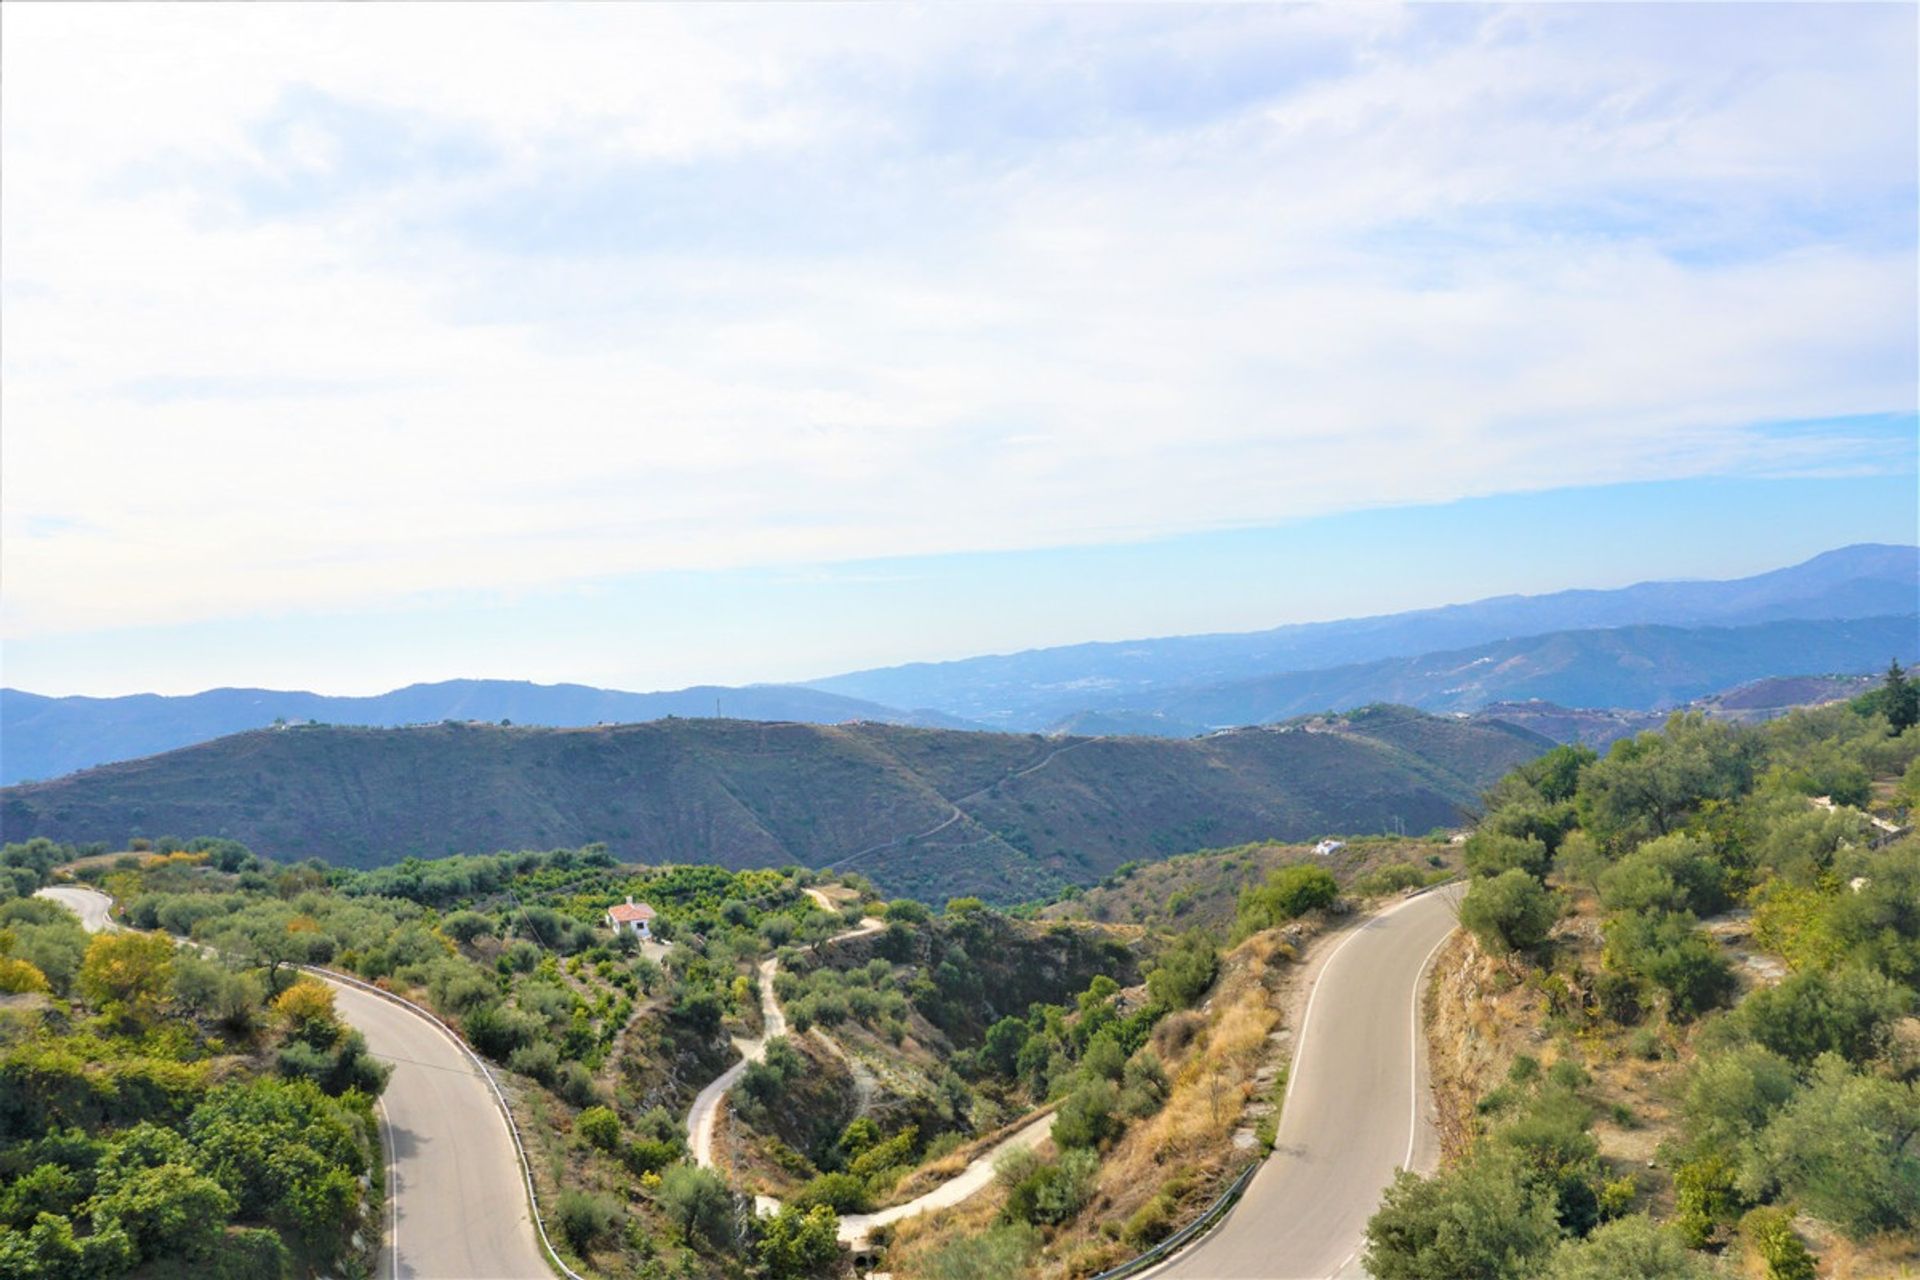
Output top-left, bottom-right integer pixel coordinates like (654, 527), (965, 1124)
(1795, 1226), (1920, 1280)
(1026, 932), (1299, 1278)
(881, 1183), (1008, 1275)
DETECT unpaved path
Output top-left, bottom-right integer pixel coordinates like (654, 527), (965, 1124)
(686, 890), (1047, 1243)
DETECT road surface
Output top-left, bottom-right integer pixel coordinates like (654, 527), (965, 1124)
(323, 979), (553, 1279)
(838, 1108), (1056, 1245)
(688, 955), (788, 1168)
(35, 883), (119, 932)
(1147, 886), (1461, 1280)
(35, 884), (553, 1279)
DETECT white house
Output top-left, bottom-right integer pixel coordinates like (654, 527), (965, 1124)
(1312, 839), (1346, 856)
(606, 896), (656, 939)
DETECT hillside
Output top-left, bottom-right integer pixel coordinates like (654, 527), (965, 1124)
(0, 678), (974, 786)
(807, 544), (1919, 726)
(0, 711), (1548, 903)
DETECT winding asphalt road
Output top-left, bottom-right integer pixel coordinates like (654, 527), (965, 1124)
(1146, 885), (1462, 1280)
(36, 884), (551, 1279)
(38, 877), (1460, 1277)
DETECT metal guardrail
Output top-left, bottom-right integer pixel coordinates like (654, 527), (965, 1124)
(302, 965), (588, 1280)
(1085, 1159), (1260, 1280)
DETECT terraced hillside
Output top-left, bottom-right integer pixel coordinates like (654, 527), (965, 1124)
(0, 710), (1547, 903)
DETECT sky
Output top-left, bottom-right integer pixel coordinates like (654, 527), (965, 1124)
(2, 4), (1915, 698)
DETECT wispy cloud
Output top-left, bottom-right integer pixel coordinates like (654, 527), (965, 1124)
(2, 3), (1913, 639)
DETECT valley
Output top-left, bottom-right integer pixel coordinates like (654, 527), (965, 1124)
(6, 674), (1917, 1280)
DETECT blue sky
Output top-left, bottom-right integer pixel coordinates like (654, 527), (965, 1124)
(1, 5), (1914, 696)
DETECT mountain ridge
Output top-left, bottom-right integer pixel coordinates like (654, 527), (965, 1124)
(0, 709), (1547, 903)
(0, 678), (975, 786)
(805, 543), (1918, 725)
(4, 545), (1912, 783)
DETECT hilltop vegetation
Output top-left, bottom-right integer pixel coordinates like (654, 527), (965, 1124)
(0, 680), (975, 788)
(1365, 665), (1920, 1279)
(0, 709), (1545, 904)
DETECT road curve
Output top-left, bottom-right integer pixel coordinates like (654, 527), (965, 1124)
(35, 883), (119, 932)
(35, 884), (552, 1279)
(1146, 886), (1461, 1280)
(688, 955), (788, 1169)
(322, 979), (553, 1280)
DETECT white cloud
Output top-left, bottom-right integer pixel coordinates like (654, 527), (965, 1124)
(2, 3), (1913, 637)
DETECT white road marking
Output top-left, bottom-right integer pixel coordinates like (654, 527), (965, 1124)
(1403, 923), (1456, 1171)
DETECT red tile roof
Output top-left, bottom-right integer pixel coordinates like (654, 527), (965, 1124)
(608, 902), (655, 922)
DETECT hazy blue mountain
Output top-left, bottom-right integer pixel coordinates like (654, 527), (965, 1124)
(1133, 614), (1917, 730)
(1472, 673), (1880, 750)
(0, 680), (971, 785)
(806, 544), (1918, 726)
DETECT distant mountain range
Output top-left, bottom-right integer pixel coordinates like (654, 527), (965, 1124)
(1470, 674), (1880, 750)
(2, 544), (1913, 784)
(0, 709), (1548, 904)
(1104, 614), (1915, 734)
(807, 543), (1918, 726)
(0, 681), (974, 786)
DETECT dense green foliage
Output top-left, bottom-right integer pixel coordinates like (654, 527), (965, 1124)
(0, 892), (381, 1278)
(1233, 864), (1337, 939)
(1369, 699), (1920, 1276)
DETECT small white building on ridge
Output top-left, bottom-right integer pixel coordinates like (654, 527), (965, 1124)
(606, 896), (656, 939)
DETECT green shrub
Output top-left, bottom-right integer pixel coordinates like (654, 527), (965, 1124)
(1749, 1054), (1920, 1239)
(1739, 1206), (1817, 1280)
(506, 1041), (559, 1084)
(554, 1061), (601, 1109)
(1121, 1193), (1174, 1247)
(1736, 964), (1910, 1065)
(1364, 1149), (1561, 1280)
(622, 1138), (679, 1176)
(658, 1164), (735, 1247)
(1542, 1213), (1711, 1279)
(1146, 930), (1219, 1009)
(1353, 863), (1431, 897)
(1673, 1155), (1741, 1247)
(438, 911), (493, 944)
(789, 1171), (869, 1214)
(1460, 870), (1560, 955)
(575, 1105), (620, 1151)
(1602, 911), (1732, 1019)
(555, 1189), (620, 1256)
(1000, 1147), (1099, 1226)
(757, 1202), (840, 1278)
(1464, 833), (1551, 880)
(1052, 1078), (1119, 1149)
(1236, 865), (1337, 936)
